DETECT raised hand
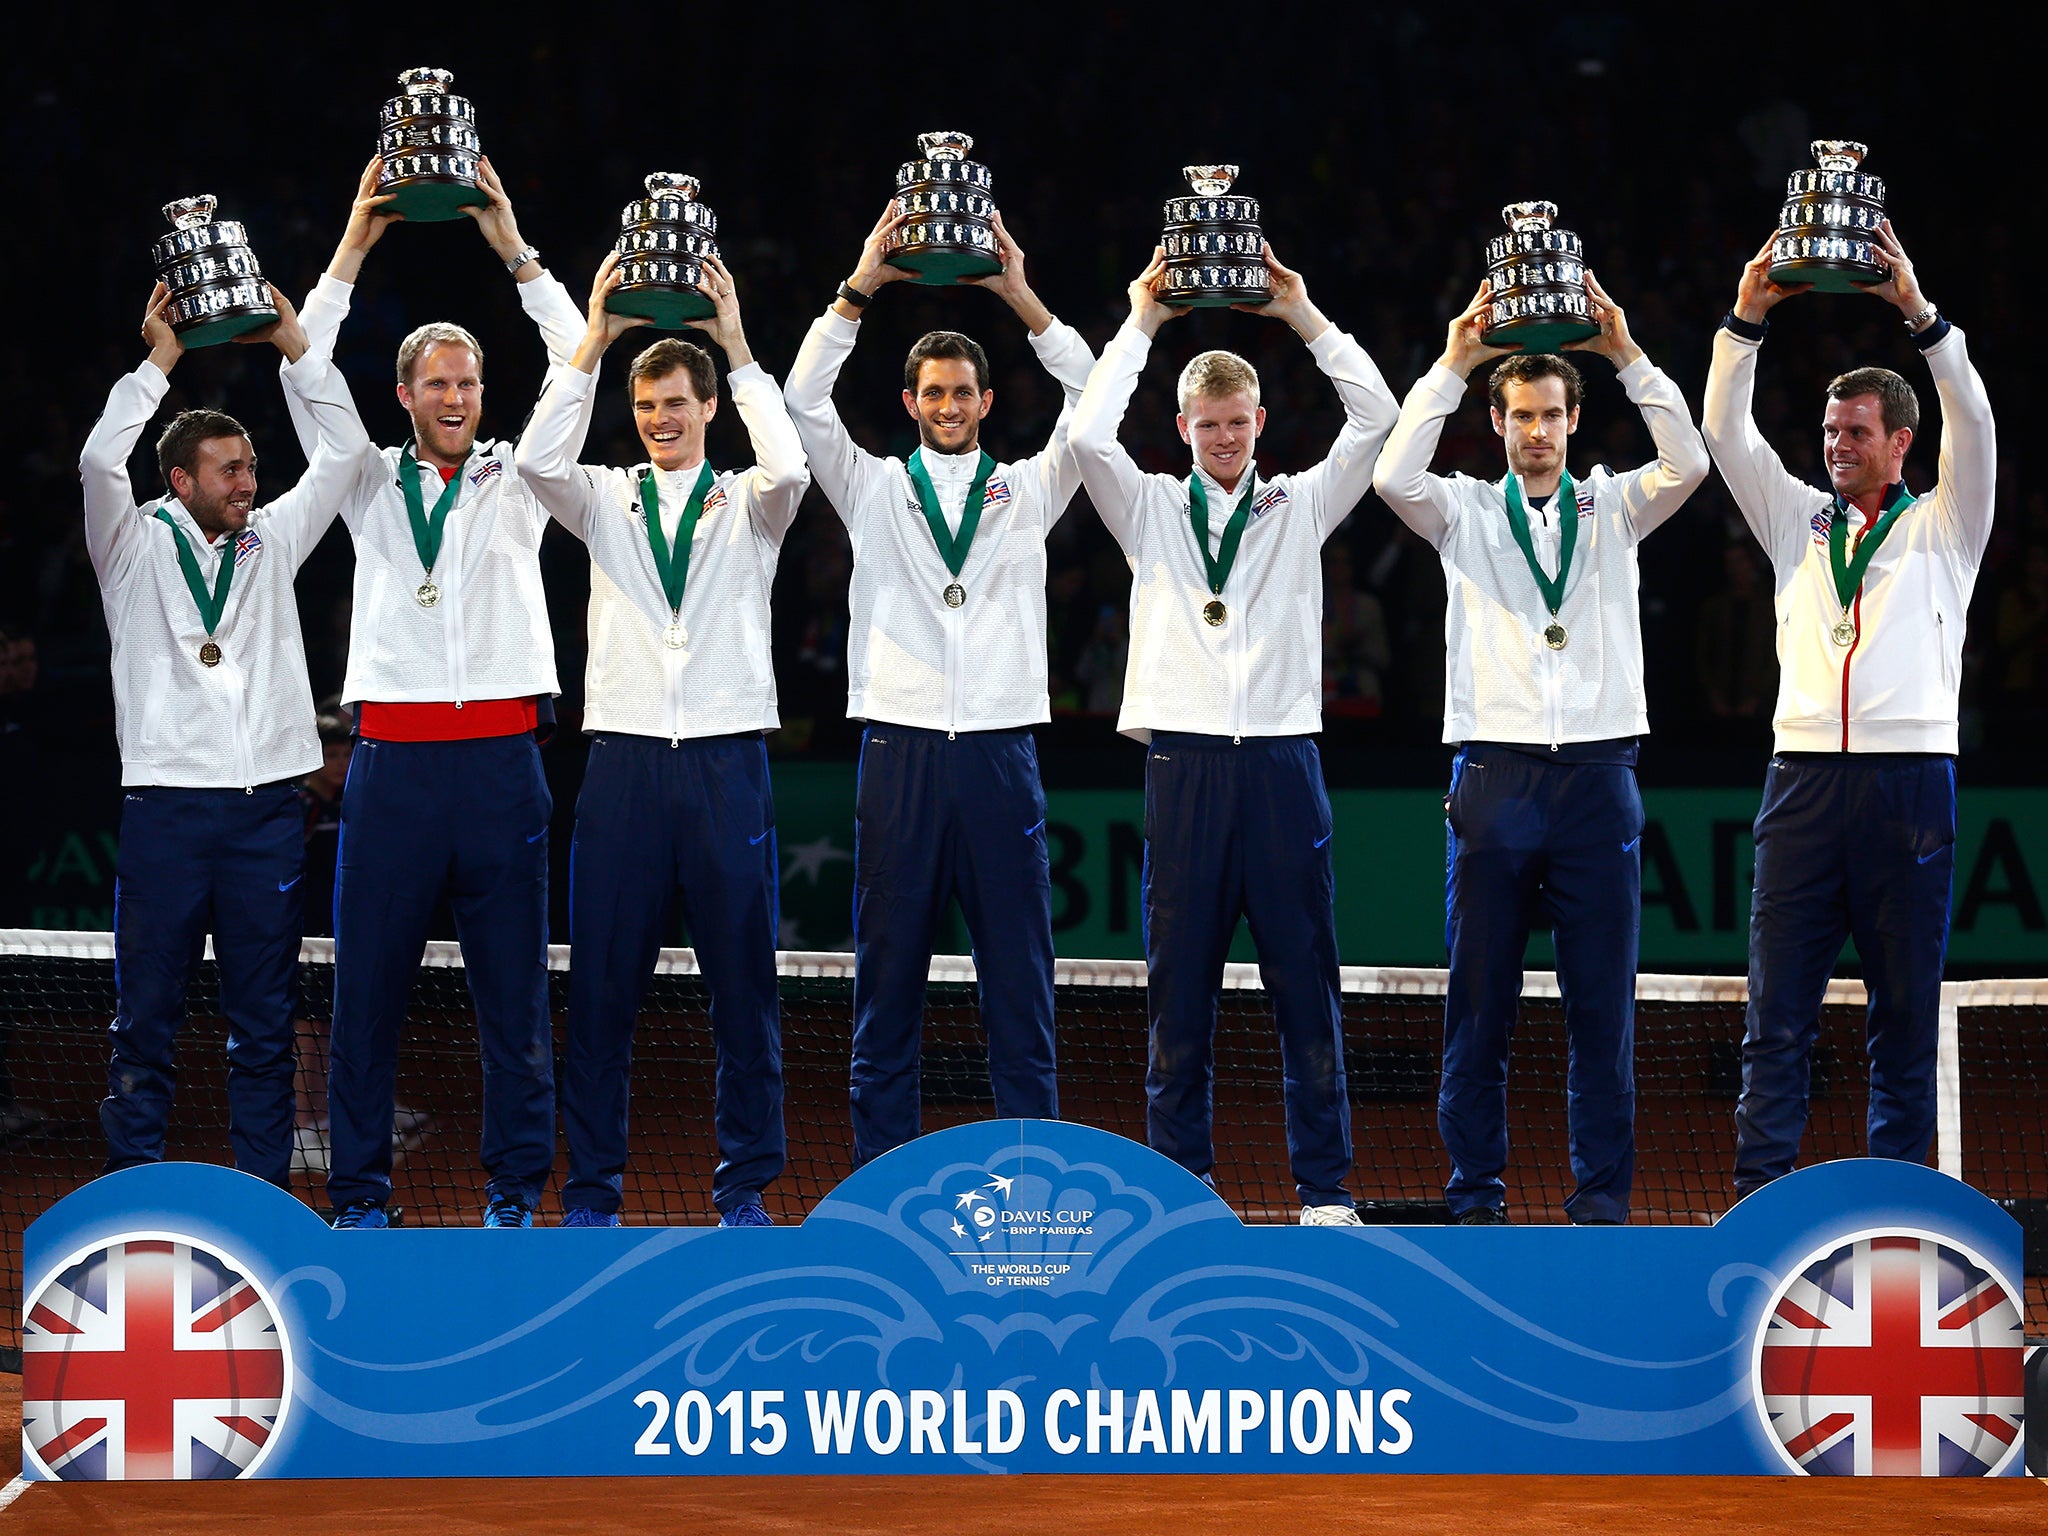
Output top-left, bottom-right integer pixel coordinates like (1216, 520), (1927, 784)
(327, 156), (403, 283)
(231, 286), (310, 364)
(843, 199), (916, 302)
(585, 251), (653, 343)
(963, 212), (1054, 333)
(461, 156), (533, 271)
(1562, 269), (1644, 368)
(1866, 218), (1931, 322)
(1733, 232), (1809, 325)
(142, 281), (184, 374)
(1127, 247), (1183, 339)
(687, 253), (753, 365)
(1440, 280), (1517, 377)
(1239, 241), (1330, 342)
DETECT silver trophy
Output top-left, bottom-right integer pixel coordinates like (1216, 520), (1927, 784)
(375, 67), (487, 223)
(1160, 166), (1270, 307)
(151, 197), (277, 348)
(1769, 141), (1887, 293)
(607, 173), (723, 328)
(884, 132), (1001, 283)
(1481, 202), (1596, 353)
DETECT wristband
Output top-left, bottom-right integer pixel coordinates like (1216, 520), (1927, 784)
(837, 281), (872, 310)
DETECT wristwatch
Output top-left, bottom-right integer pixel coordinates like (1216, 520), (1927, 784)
(504, 246), (540, 275)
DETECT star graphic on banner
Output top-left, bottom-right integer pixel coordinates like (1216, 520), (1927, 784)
(986, 1174), (1015, 1198)
(950, 1220), (967, 1239)
(954, 1189), (986, 1209)
(978, 1230), (993, 1244)
(782, 836), (851, 885)
(777, 916), (806, 948)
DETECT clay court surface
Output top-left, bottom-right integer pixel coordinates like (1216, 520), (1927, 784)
(1, 1376), (2039, 1535)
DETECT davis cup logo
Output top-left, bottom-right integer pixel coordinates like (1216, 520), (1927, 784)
(1752, 1229), (2023, 1477)
(22, 1233), (293, 1480)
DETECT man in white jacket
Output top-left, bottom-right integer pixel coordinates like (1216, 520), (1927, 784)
(516, 252), (808, 1226)
(290, 157), (586, 1229)
(1701, 223), (1995, 1198)
(1373, 274), (1709, 1225)
(784, 204), (1094, 1166)
(82, 280), (365, 1188)
(1070, 244), (1399, 1224)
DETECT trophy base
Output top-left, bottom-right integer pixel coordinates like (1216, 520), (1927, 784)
(383, 177), (489, 223)
(886, 247), (1003, 284)
(607, 286), (717, 327)
(1481, 316), (1599, 354)
(174, 308), (279, 349)
(1767, 258), (1883, 294)
(1167, 291), (1275, 309)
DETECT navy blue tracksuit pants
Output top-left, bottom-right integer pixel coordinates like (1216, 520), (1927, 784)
(1443, 743), (1641, 1224)
(1733, 753), (1956, 1197)
(103, 784), (304, 1188)
(850, 724), (1056, 1166)
(564, 732), (784, 1217)
(1143, 734), (1353, 1207)
(327, 734), (555, 1211)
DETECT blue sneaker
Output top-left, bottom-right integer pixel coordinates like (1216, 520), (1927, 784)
(718, 1200), (774, 1228)
(483, 1195), (536, 1228)
(561, 1207), (623, 1228)
(332, 1201), (389, 1230)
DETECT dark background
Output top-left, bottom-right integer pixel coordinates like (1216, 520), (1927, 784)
(1, 11), (2038, 930)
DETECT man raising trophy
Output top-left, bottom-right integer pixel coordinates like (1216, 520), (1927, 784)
(1373, 271), (1709, 1225)
(783, 203), (1095, 1166)
(1070, 242), (1399, 1224)
(516, 251), (809, 1227)
(1702, 222), (1996, 1198)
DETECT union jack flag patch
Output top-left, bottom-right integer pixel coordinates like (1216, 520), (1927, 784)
(982, 477), (1012, 508)
(1811, 506), (1834, 546)
(703, 485), (730, 517)
(231, 529), (262, 567)
(468, 459), (503, 488)
(1250, 484), (1289, 519)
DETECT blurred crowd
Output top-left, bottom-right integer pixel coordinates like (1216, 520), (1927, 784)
(4, 19), (2033, 778)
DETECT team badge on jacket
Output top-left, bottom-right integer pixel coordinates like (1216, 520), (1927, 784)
(1250, 484), (1289, 520)
(231, 528), (263, 567)
(982, 477), (1012, 509)
(468, 458), (503, 488)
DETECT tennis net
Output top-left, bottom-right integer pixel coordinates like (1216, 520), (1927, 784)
(2, 929), (2041, 1352)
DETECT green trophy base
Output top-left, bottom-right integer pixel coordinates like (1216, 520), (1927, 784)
(175, 309), (279, 349)
(1168, 291), (1274, 310)
(1768, 259), (1883, 294)
(383, 178), (489, 224)
(607, 286), (716, 328)
(1483, 316), (1599, 355)
(886, 248), (1003, 284)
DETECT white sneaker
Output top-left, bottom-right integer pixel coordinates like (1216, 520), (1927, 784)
(1301, 1203), (1364, 1227)
(291, 1125), (331, 1175)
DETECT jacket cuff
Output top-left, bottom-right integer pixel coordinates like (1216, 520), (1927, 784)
(1911, 315), (1953, 351)
(1721, 312), (1769, 343)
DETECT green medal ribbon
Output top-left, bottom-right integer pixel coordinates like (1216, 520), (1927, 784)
(1501, 469), (1579, 619)
(397, 446), (469, 578)
(1828, 487), (1918, 607)
(153, 505), (236, 635)
(906, 449), (995, 577)
(1186, 470), (1257, 597)
(638, 461), (717, 613)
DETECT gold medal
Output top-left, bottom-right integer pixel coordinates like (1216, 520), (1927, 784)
(943, 582), (966, 609)
(1203, 599), (1227, 627)
(1831, 619), (1857, 647)
(663, 621), (687, 650)
(416, 580), (441, 608)
(1544, 621), (1568, 651)
(198, 640), (223, 668)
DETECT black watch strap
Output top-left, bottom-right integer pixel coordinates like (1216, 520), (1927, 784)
(837, 281), (872, 310)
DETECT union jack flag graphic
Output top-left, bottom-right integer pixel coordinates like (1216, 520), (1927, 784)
(468, 458), (503, 487)
(1755, 1233), (2024, 1477)
(22, 1236), (291, 1481)
(1811, 505), (1834, 546)
(232, 528), (263, 568)
(982, 477), (1012, 508)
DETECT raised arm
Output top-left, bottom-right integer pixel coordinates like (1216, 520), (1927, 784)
(784, 203), (916, 528)
(1244, 246), (1400, 538)
(514, 255), (646, 542)
(262, 290), (380, 569)
(1372, 282), (1512, 549)
(1070, 250), (1185, 552)
(681, 253), (809, 543)
(1562, 271), (1708, 538)
(79, 287), (184, 585)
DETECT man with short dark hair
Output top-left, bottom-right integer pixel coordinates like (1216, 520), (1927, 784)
(80, 279), (365, 1187)
(1374, 273), (1709, 1225)
(289, 155), (586, 1229)
(784, 204), (1095, 1165)
(517, 251), (808, 1227)
(1702, 222), (1996, 1197)
(1069, 243), (1398, 1225)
